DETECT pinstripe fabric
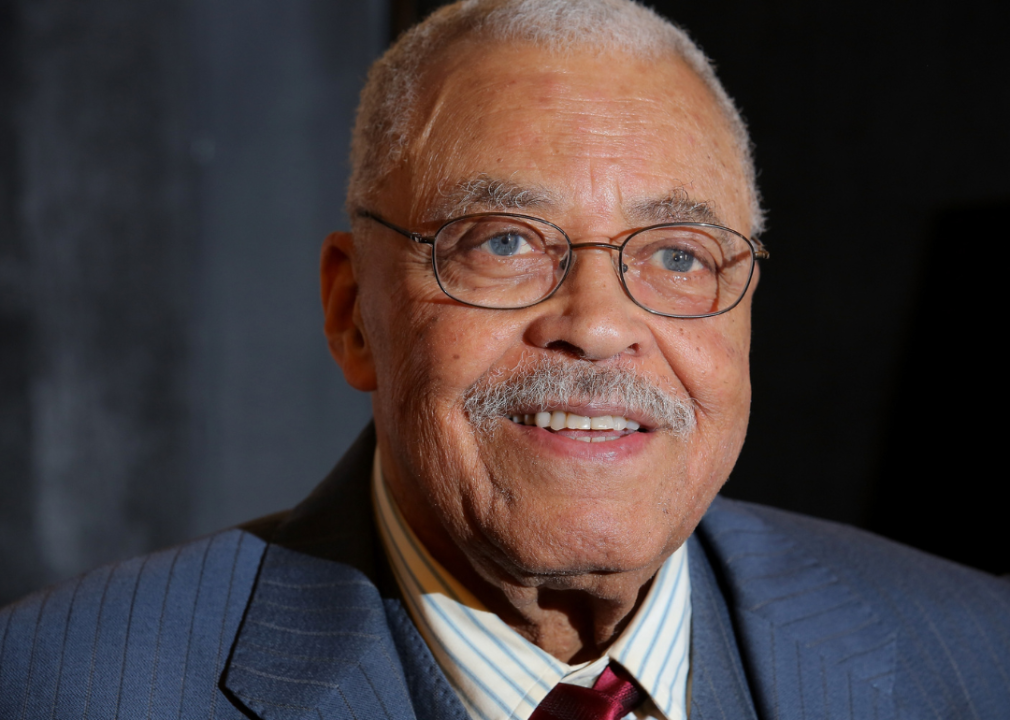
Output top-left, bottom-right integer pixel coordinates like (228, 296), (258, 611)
(384, 598), (473, 720)
(221, 544), (416, 720)
(685, 533), (759, 720)
(372, 457), (691, 720)
(0, 529), (264, 718)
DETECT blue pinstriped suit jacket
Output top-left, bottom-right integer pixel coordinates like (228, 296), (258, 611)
(2, 424), (1009, 719)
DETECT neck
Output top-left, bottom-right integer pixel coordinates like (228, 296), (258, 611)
(422, 526), (662, 663)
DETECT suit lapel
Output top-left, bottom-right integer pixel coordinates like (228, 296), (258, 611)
(222, 544), (416, 720)
(383, 598), (471, 720)
(222, 424), (413, 720)
(688, 534), (760, 720)
(696, 498), (897, 720)
(221, 424), (467, 720)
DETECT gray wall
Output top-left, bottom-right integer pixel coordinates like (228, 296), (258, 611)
(1, 0), (382, 604)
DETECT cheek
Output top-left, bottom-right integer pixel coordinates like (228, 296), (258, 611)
(363, 274), (531, 420)
(660, 317), (752, 419)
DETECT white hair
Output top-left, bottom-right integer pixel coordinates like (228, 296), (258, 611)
(348, 0), (765, 236)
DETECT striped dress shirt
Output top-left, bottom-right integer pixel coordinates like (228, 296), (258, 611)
(372, 451), (691, 720)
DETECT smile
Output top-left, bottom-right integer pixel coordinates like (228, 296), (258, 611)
(507, 411), (642, 442)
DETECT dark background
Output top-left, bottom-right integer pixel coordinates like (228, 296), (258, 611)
(1, 0), (1007, 605)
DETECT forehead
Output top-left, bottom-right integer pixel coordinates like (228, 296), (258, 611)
(397, 42), (749, 234)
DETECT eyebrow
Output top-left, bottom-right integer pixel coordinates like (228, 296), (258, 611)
(426, 174), (556, 221)
(427, 176), (724, 229)
(626, 188), (723, 226)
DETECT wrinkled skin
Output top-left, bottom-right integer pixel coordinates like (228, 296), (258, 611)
(321, 41), (757, 662)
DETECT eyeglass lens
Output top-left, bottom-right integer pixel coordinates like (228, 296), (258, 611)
(431, 214), (754, 317)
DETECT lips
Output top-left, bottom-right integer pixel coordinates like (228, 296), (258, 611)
(507, 410), (642, 442)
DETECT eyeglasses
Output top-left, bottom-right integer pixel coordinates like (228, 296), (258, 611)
(356, 210), (769, 319)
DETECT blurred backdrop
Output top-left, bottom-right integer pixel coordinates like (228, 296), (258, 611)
(1, 0), (1007, 605)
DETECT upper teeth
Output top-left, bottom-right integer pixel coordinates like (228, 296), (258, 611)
(508, 411), (640, 432)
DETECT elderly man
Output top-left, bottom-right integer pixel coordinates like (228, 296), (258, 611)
(2, 1), (1008, 718)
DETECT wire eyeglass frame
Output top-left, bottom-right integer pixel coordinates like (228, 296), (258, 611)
(356, 209), (769, 319)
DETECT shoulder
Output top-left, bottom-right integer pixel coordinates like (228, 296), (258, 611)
(0, 528), (266, 718)
(698, 496), (1010, 717)
(702, 494), (1010, 609)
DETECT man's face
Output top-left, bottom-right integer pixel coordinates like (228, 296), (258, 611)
(332, 42), (755, 595)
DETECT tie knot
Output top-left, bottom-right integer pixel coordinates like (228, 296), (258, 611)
(530, 664), (645, 720)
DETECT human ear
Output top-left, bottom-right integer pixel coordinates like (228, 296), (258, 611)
(320, 231), (377, 391)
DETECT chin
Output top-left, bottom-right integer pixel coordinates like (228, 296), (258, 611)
(476, 500), (680, 582)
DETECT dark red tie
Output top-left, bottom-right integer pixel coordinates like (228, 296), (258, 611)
(529, 664), (646, 720)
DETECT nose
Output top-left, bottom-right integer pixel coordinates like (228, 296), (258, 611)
(524, 243), (655, 361)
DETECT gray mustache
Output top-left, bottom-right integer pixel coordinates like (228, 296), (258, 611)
(462, 357), (695, 434)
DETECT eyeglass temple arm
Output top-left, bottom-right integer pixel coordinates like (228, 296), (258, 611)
(356, 209), (435, 245)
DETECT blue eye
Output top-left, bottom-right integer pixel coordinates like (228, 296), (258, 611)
(483, 233), (530, 256)
(632, 229), (719, 278)
(660, 248), (699, 272)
